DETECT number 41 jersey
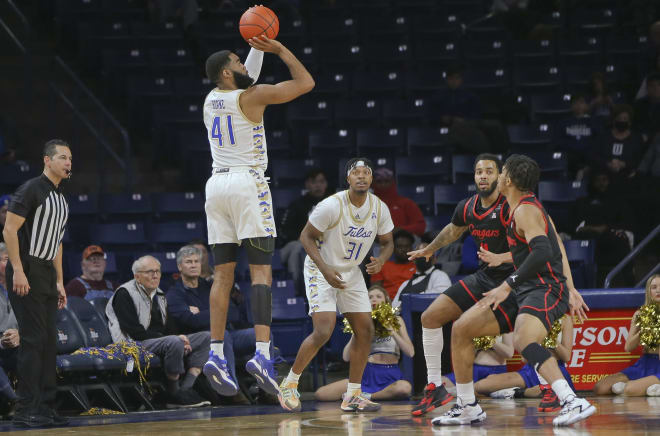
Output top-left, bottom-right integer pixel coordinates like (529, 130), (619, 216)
(307, 190), (394, 271)
(203, 88), (268, 172)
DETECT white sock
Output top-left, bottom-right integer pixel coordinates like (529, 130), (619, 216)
(551, 379), (575, 404)
(423, 327), (444, 386)
(456, 382), (475, 406)
(346, 382), (361, 397)
(285, 370), (300, 386)
(535, 369), (548, 386)
(256, 341), (270, 359)
(210, 341), (224, 359)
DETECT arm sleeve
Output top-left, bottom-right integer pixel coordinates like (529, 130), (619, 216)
(451, 199), (469, 226)
(7, 181), (36, 218)
(113, 288), (162, 340)
(165, 288), (210, 332)
(398, 199), (426, 236)
(377, 201), (395, 235)
(505, 235), (552, 288)
(245, 48), (264, 82)
(308, 197), (340, 232)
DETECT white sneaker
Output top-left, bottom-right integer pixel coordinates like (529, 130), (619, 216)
(553, 396), (596, 426)
(611, 382), (626, 395)
(646, 384), (660, 396)
(431, 401), (486, 426)
(490, 388), (516, 399)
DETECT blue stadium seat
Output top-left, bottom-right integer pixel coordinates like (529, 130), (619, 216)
(149, 47), (194, 68)
(319, 42), (365, 71)
(538, 180), (587, 231)
(357, 127), (405, 158)
(396, 155), (451, 186)
(463, 68), (511, 95)
(271, 158), (321, 188)
(414, 39), (461, 69)
(150, 221), (204, 248)
(311, 72), (351, 97)
(173, 76), (214, 98)
(452, 154), (478, 184)
(285, 98), (333, 130)
(564, 239), (596, 288)
(271, 188), (302, 212)
(102, 193), (152, 222)
(405, 70), (446, 95)
(334, 98), (382, 128)
(363, 42), (412, 71)
(67, 297), (115, 348)
(434, 184), (475, 215)
(526, 151), (569, 180)
(0, 162), (37, 191)
(463, 40), (508, 68)
(398, 185), (433, 215)
(308, 128), (356, 157)
(88, 297), (110, 321)
(91, 223), (147, 249)
(352, 70), (406, 97)
(382, 97), (429, 126)
(145, 251), (178, 275)
(530, 93), (573, 122)
(68, 193), (100, 217)
(152, 192), (204, 221)
(512, 39), (557, 67)
(507, 123), (553, 149)
(425, 214), (452, 232)
(270, 297), (309, 362)
(267, 129), (293, 156)
(406, 126), (454, 155)
(273, 279), (296, 299)
(559, 37), (604, 67)
(513, 66), (562, 93)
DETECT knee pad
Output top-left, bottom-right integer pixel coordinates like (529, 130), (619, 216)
(212, 243), (238, 264)
(251, 284), (272, 326)
(521, 343), (552, 372)
(244, 237), (275, 265)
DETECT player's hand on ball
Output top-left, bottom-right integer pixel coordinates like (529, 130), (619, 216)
(478, 285), (511, 311)
(247, 35), (283, 54)
(407, 247), (432, 262)
(366, 256), (384, 274)
(322, 267), (346, 289)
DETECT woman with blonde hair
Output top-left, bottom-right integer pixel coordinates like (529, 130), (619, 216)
(593, 274), (660, 396)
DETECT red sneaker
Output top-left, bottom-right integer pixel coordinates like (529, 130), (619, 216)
(411, 383), (454, 416)
(538, 385), (561, 412)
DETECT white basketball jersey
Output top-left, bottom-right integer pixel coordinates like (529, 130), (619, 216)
(203, 88), (267, 172)
(309, 190), (394, 271)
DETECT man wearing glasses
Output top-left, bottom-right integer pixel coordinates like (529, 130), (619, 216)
(106, 255), (211, 409)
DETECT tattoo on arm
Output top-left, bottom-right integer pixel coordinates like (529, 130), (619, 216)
(427, 223), (466, 252)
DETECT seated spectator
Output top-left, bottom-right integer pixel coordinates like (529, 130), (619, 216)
(593, 274), (660, 397)
(443, 333), (513, 396)
(0, 243), (18, 412)
(371, 229), (417, 300)
(553, 93), (595, 178)
(188, 239), (213, 282)
(572, 169), (634, 287)
(587, 72), (615, 119)
(166, 245), (273, 396)
(634, 72), (660, 143)
(106, 255), (211, 409)
(65, 245), (116, 300)
(372, 168), (425, 237)
(0, 195), (9, 243)
(391, 242), (451, 308)
(314, 286), (413, 401)
(279, 169), (330, 294)
(592, 104), (646, 190)
(476, 316), (575, 413)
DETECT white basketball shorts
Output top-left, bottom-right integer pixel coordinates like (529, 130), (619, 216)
(303, 256), (371, 315)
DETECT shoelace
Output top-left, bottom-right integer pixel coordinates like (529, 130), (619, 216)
(281, 386), (299, 400)
(445, 403), (464, 416)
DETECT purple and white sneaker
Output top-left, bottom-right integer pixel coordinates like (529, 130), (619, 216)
(245, 351), (280, 395)
(203, 351), (238, 396)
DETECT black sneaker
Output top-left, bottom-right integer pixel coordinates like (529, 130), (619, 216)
(12, 412), (53, 428)
(411, 383), (454, 416)
(38, 405), (70, 425)
(166, 389), (212, 409)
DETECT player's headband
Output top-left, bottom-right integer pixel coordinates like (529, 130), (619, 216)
(346, 160), (372, 177)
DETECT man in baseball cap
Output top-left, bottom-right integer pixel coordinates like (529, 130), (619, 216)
(64, 245), (116, 299)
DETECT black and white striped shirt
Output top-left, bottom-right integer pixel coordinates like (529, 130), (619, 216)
(8, 174), (69, 261)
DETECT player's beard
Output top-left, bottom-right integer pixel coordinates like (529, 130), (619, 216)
(477, 179), (498, 197)
(233, 70), (254, 89)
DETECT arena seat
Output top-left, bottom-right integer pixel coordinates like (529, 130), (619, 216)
(270, 297), (310, 362)
(357, 127), (406, 159)
(150, 221), (205, 249)
(152, 192), (204, 221)
(308, 128), (356, 158)
(564, 239), (597, 288)
(334, 98), (382, 128)
(398, 185), (433, 215)
(91, 223), (147, 249)
(382, 97), (429, 127)
(271, 158), (321, 188)
(406, 127), (454, 155)
(434, 184), (475, 215)
(396, 155), (451, 186)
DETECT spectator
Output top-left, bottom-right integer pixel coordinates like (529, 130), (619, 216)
(64, 245), (116, 300)
(188, 239), (213, 282)
(166, 246), (273, 394)
(372, 168), (425, 237)
(634, 72), (660, 142)
(0, 243), (18, 412)
(279, 169), (330, 294)
(106, 255), (211, 408)
(554, 94), (595, 178)
(0, 195), (9, 243)
(391, 242), (451, 309)
(587, 72), (615, 118)
(370, 229), (417, 300)
(572, 169), (634, 287)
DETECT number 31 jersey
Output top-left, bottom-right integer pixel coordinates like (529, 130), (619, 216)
(203, 88), (268, 172)
(307, 190), (394, 271)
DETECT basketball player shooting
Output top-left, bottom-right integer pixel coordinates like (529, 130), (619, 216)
(201, 28), (314, 398)
(278, 158), (395, 413)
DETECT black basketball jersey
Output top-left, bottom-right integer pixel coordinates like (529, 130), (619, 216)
(505, 194), (567, 293)
(452, 194), (513, 281)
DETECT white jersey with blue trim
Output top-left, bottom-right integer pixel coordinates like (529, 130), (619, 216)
(203, 88), (267, 172)
(307, 190), (394, 271)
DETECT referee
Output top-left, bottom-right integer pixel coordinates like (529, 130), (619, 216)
(2, 139), (71, 427)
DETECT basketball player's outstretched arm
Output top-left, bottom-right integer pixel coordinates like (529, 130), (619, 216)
(243, 36), (314, 105)
(407, 223), (467, 261)
(299, 222), (346, 289)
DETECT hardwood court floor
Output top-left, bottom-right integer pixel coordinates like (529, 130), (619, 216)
(2, 396), (660, 435)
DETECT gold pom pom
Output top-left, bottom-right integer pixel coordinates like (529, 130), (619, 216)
(636, 303), (660, 349)
(342, 302), (401, 338)
(542, 318), (563, 349)
(473, 335), (497, 351)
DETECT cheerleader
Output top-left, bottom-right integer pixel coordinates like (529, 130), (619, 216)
(593, 274), (660, 397)
(315, 285), (414, 401)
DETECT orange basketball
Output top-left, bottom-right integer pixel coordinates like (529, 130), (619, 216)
(239, 6), (279, 42)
